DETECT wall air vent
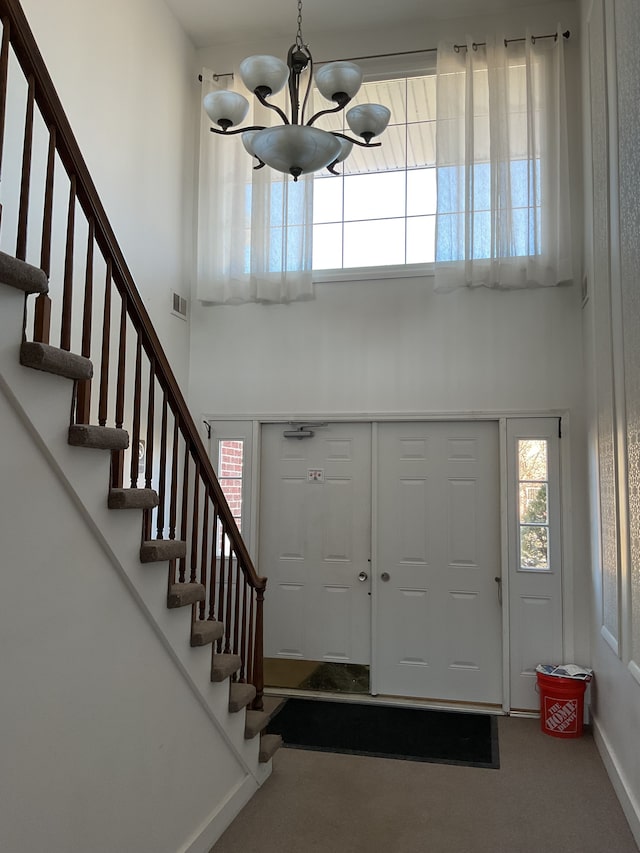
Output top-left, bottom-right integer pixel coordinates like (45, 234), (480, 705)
(171, 291), (188, 320)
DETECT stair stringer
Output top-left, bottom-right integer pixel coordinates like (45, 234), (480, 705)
(0, 288), (272, 791)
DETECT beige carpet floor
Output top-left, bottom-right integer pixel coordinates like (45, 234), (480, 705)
(212, 715), (638, 853)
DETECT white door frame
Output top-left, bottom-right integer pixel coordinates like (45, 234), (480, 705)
(204, 410), (573, 712)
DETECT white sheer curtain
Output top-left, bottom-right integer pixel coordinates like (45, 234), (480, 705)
(434, 29), (572, 291)
(196, 69), (314, 304)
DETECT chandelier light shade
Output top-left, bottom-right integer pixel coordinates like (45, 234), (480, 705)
(203, 90), (249, 130)
(346, 104), (393, 143)
(203, 0), (391, 180)
(251, 125), (342, 176)
(239, 55), (290, 96)
(314, 61), (363, 102)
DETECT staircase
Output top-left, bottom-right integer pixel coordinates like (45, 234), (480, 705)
(0, 249), (282, 768)
(0, 0), (281, 835)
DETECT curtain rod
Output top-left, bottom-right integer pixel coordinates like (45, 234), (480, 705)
(455, 29), (570, 52)
(198, 71), (234, 83)
(322, 29), (569, 63)
(201, 29), (570, 82)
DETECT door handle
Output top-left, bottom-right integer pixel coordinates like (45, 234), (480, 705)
(380, 572), (390, 582)
(358, 571), (369, 582)
(494, 576), (502, 606)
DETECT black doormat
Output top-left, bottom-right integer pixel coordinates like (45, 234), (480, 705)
(266, 698), (500, 769)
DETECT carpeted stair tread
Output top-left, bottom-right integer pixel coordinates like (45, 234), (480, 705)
(168, 583), (205, 608)
(191, 619), (224, 647)
(20, 341), (93, 380)
(68, 424), (129, 451)
(140, 539), (186, 563)
(229, 682), (256, 713)
(245, 710), (270, 740)
(259, 733), (283, 763)
(211, 653), (241, 683)
(0, 251), (48, 293)
(108, 488), (159, 510)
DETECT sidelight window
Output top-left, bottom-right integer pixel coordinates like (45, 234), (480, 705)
(517, 439), (550, 570)
(208, 420), (255, 556)
(218, 439), (244, 533)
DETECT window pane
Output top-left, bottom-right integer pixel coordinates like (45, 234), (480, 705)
(473, 113), (490, 161)
(407, 121), (436, 168)
(313, 176), (343, 224)
(511, 206), (540, 257)
(349, 77), (407, 126)
(344, 124), (407, 175)
(218, 440), (243, 477)
(518, 439), (548, 480)
(509, 158), (537, 207)
(406, 75), (436, 123)
(313, 222), (343, 269)
(343, 218), (405, 267)
(218, 439), (244, 530)
(519, 483), (548, 524)
(472, 162), (491, 211)
(520, 526), (549, 569)
(219, 479), (243, 528)
(407, 168), (436, 216)
(471, 210), (491, 259)
(343, 172), (406, 222)
(406, 215), (435, 263)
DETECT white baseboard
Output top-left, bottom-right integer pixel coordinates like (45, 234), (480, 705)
(592, 714), (640, 849)
(180, 773), (258, 853)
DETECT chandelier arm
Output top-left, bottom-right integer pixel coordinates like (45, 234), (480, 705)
(253, 160), (266, 170)
(327, 159), (341, 175)
(306, 98), (351, 127)
(287, 42), (312, 125)
(330, 131), (382, 149)
(254, 90), (290, 125)
(287, 45), (300, 124)
(300, 55), (313, 125)
(209, 124), (266, 136)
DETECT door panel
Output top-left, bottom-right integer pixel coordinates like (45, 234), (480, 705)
(375, 421), (502, 703)
(260, 423), (372, 663)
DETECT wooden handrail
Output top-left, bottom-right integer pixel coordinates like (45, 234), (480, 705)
(0, 0), (266, 708)
(0, 0), (265, 592)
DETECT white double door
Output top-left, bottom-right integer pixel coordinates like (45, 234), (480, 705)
(260, 421), (502, 704)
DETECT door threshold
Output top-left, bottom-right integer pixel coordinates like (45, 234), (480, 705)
(264, 686), (506, 715)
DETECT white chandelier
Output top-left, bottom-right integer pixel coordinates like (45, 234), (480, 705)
(203, 0), (391, 181)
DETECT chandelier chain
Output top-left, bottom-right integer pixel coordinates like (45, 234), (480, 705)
(295, 0), (306, 50)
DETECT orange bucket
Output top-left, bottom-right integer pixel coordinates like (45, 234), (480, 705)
(536, 671), (588, 738)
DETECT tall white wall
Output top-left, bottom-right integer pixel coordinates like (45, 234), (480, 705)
(188, 1), (589, 662)
(14, 0), (197, 383)
(190, 277), (584, 417)
(581, 0), (640, 843)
